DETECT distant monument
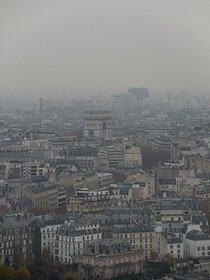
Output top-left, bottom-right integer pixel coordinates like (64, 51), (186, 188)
(83, 110), (112, 142)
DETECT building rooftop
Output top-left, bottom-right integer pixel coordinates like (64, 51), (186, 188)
(114, 224), (154, 233)
(167, 237), (183, 244)
(56, 224), (100, 236)
(88, 238), (133, 256)
(186, 229), (210, 241)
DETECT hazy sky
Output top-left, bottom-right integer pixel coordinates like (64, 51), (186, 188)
(1, 0), (210, 97)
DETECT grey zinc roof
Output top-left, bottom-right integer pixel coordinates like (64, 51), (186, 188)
(192, 213), (208, 225)
(158, 178), (177, 185)
(114, 224), (154, 233)
(186, 230), (210, 241)
(89, 238), (133, 256)
(9, 197), (33, 206)
(57, 224), (100, 236)
(167, 237), (183, 244)
(1, 178), (33, 188)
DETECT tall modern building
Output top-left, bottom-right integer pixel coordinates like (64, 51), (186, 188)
(83, 110), (112, 141)
(40, 97), (43, 112)
(128, 87), (149, 100)
(111, 93), (136, 112)
(111, 87), (149, 112)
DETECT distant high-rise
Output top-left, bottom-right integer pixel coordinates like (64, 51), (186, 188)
(111, 93), (136, 112)
(128, 87), (149, 100)
(40, 97), (43, 112)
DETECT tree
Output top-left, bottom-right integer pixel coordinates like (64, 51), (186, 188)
(141, 147), (170, 170)
(113, 173), (127, 183)
(164, 253), (174, 267)
(14, 252), (25, 268)
(150, 250), (158, 261)
(0, 264), (15, 280)
(34, 225), (41, 262)
(4, 256), (11, 266)
(42, 248), (51, 264)
(28, 207), (48, 216)
(66, 271), (80, 280)
(14, 267), (30, 280)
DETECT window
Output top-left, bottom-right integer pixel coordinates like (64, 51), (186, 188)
(197, 247), (200, 251)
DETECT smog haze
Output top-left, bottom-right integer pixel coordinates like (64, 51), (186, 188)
(1, 0), (210, 97)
